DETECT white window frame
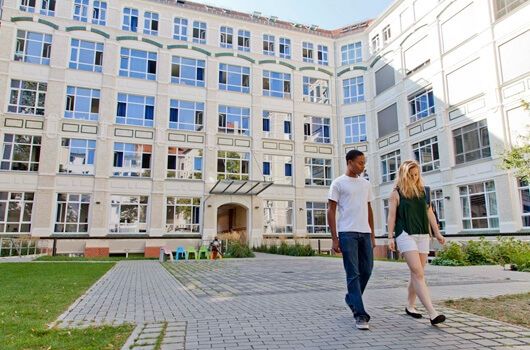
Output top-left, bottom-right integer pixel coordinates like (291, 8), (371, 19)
(58, 138), (96, 175)
(167, 147), (203, 180)
(459, 181), (499, 230)
(263, 200), (293, 234)
(381, 150), (401, 183)
(217, 151), (250, 180)
(0, 192), (34, 233)
(54, 193), (91, 233)
(166, 197), (201, 234)
(306, 201), (330, 234)
(8, 79), (47, 116)
(344, 115), (367, 144)
(412, 137), (440, 173)
(109, 195), (149, 233)
(1, 134), (41, 172)
(304, 158), (332, 186)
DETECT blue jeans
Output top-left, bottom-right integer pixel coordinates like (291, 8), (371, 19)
(339, 231), (374, 320)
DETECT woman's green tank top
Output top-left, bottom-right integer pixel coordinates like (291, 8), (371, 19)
(394, 189), (429, 237)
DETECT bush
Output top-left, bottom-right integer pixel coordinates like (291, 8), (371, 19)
(436, 241), (466, 263)
(492, 237), (530, 270)
(431, 258), (465, 266)
(253, 242), (314, 256)
(464, 238), (496, 265)
(224, 241), (255, 258)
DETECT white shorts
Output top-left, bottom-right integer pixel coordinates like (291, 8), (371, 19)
(396, 231), (430, 254)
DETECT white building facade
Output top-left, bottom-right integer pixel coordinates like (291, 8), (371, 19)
(0, 0), (528, 255)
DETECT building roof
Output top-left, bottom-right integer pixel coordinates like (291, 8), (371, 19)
(148, 0), (371, 38)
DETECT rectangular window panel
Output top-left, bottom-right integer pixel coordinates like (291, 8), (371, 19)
(441, 4), (475, 52)
(304, 116), (330, 144)
(219, 63), (250, 93)
(453, 120), (491, 164)
(519, 179), (530, 227)
(217, 151), (250, 180)
(408, 88), (435, 123)
(263, 155), (292, 185)
(173, 17), (188, 41)
(218, 105), (250, 136)
(237, 30), (250, 51)
(412, 137), (440, 173)
(343, 76), (364, 104)
(0, 192), (34, 233)
(317, 45), (328, 66)
(20, 0), (36, 12)
(167, 147), (203, 180)
(109, 195), (148, 233)
(119, 48), (157, 80)
(65, 86), (100, 121)
(73, 0), (89, 22)
(143, 11), (159, 36)
(375, 64), (395, 95)
(92, 1), (107, 25)
(341, 42), (362, 65)
(302, 42), (314, 63)
(8, 79), (47, 116)
(58, 138), (96, 175)
(263, 34), (275, 55)
(262, 111), (292, 140)
(381, 150), (401, 183)
(122, 7), (139, 32)
(169, 100), (204, 131)
(166, 197), (201, 233)
(279, 37), (291, 59)
(344, 115), (367, 144)
(499, 30), (530, 83)
(113, 143), (152, 177)
(446, 59), (483, 105)
(263, 200), (293, 234)
(69, 39), (103, 72)
(431, 189), (446, 232)
(263, 70), (291, 98)
(14, 30), (52, 65)
(116, 93), (155, 127)
(377, 103), (398, 138)
(220, 26), (233, 48)
(192, 21), (206, 44)
(1, 134), (41, 172)
(495, 0), (528, 19)
(305, 158), (332, 186)
(171, 56), (205, 87)
(306, 201), (329, 234)
(54, 193), (90, 233)
(459, 181), (499, 230)
(303, 77), (329, 104)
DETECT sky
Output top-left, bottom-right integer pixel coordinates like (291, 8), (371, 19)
(191, 0), (394, 29)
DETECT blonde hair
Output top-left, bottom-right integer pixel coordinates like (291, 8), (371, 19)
(395, 160), (424, 199)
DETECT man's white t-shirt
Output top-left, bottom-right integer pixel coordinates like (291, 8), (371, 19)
(328, 174), (374, 233)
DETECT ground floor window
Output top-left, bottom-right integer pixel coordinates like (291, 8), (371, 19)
(459, 180), (498, 230)
(430, 189), (445, 232)
(0, 192), (33, 233)
(306, 201), (329, 234)
(519, 179), (530, 228)
(109, 195), (148, 233)
(166, 197), (200, 233)
(263, 200), (293, 234)
(54, 193), (90, 233)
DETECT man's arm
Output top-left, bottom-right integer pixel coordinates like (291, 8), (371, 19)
(368, 202), (376, 248)
(327, 199), (340, 253)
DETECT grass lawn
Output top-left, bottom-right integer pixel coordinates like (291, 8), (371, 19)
(444, 292), (530, 328)
(0, 263), (133, 350)
(36, 253), (156, 261)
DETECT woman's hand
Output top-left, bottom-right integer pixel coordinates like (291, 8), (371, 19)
(435, 233), (446, 245)
(388, 238), (395, 251)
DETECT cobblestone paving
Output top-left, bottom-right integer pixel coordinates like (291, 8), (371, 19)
(54, 254), (530, 349)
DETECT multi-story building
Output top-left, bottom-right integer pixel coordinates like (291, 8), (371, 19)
(0, 0), (528, 256)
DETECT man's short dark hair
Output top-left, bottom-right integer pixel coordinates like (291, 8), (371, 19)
(346, 149), (364, 163)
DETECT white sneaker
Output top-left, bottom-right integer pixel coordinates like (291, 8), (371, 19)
(355, 317), (370, 330)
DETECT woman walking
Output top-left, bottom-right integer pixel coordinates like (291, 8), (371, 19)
(387, 160), (446, 325)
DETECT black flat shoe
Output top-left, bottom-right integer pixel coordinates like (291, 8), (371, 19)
(405, 307), (422, 319)
(430, 314), (446, 325)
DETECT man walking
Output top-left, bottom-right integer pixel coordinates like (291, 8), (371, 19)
(327, 150), (376, 330)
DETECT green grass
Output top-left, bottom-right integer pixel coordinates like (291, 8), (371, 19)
(0, 263), (133, 350)
(36, 253), (156, 261)
(444, 292), (530, 328)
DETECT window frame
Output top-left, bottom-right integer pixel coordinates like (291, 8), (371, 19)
(459, 180), (499, 230)
(69, 38), (103, 72)
(343, 76), (365, 104)
(453, 120), (491, 165)
(217, 150), (250, 180)
(344, 115), (367, 144)
(304, 116), (331, 144)
(167, 147), (203, 180)
(306, 201), (330, 234)
(58, 138), (96, 175)
(65, 86), (100, 121)
(169, 99), (204, 131)
(116, 93), (155, 127)
(14, 30), (52, 65)
(0, 191), (34, 233)
(8, 79), (47, 116)
(165, 197), (201, 234)
(381, 150), (401, 183)
(304, 157), (332, 186)
(412, 136), (440, 173)
(218, 63), (250, 93)
(109, 195), (149, 233)
(262, 70), (291, 99)
(1, 134), (41, 172)
(112, 142), (152, 177)
(54, 193), (91, 233)
(218, 105), (250, 136)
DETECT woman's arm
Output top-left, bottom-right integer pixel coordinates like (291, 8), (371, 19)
(427, 206), (446, 245)
(387, 190), (398, 250)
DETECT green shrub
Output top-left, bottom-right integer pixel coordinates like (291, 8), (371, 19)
(224, 241), (255, 258)
(464, 238), (496, 265)
(431, 258), (465, 266)
(252, 242), (314, 256)
(492, 237), (530, 270)
(436, 241), (466, 263)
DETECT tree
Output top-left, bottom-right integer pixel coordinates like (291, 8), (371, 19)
(501, 100), (530, 181)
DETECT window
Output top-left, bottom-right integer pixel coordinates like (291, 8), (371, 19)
(167, 148), (202, 179)
(113, 143), (152, 177)
(220, 26), (233, 48)
(116, 93), (154, 127)
(0, 192), (34, 233)
(218, 105), (250, 136)
(343, 76), (365, 104)
(166, 197), (200, 233)
(122, 8), (138, 32)
(459, 181), (499, 230)
(58, 138), (96, 175)
(381, 150), (401, 183)
(1, 134), (41, 171)
(453, 120), (491, 164)
(20, 0), (36, 12)
(219, 63), (250, 93)
(304, 116), (330, 144)
(306, 202), (329, 234)
(217, 151), (250, 180)
(341, 42), (362, 65)
(73, 0), (89, 22)
(371, 34), (380, 53)
(317, 45), (328, 65)
(173, 17), (188, 41)
(431, 189), (446, 232)
(65, 86), (100, 121)
(15, 30), (52, 65)
(41, 0), (56, 16)
(377, 103), (399, 138)
(375, 64), (395, 95)
(119, 48), (157, 80)
(263, 155), (292, 184)
(446, 59), (482, 105)
(169, 100), (204, 131)
(302, 42), (314, 63)
(305, 158), (332, 186)
(237, 30), (250, 51)
(8, 80), (47, 116)
(413, 137), (440, 173)
(263, 70), (291, 98)
(143, 12), (159, 36)
(92, 1), (107, 25)
(409, 89), (435, 123)
(54, 193), (90, 233)
(263, 34), (275, 55)
(499, 30), (530, 83)
(69, 39), (103, 72)
(263, 200), (293, 234)
(192, 21), (206, 44)
(519, 179), (530, 227)
(109, 195), (148, 233)
(279, 37), (291, 59)
(262, 111), (292, 140)
(303, 77), (329, 104)
(171, 56), (205, 87)
(383, 25), (391, 43)
(344, 115), (367, 143)
(495, 0), (528, 19)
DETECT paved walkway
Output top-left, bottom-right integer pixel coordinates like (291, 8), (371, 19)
(55, 254), (530, 350)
